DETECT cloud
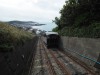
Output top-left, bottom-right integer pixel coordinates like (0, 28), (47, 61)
(0, 0), (66, 23)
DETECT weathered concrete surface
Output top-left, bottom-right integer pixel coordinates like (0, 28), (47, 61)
(0, 36), (38, 75)
(61, 36), (100, 70)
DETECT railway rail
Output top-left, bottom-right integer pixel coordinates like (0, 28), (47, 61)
(42, 40), (71, 75)
(59, 50), (96, 75)
(29, 37), (96, 75)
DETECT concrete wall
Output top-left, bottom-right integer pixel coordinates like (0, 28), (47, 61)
(0, 36), (38, 75)
(61, 36), (100, 69)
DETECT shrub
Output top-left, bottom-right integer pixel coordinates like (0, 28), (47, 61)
(0, 22), (33, 52)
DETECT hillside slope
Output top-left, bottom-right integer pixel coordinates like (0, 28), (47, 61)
(7, 20), (45, 28)
(0, 22), (33, 52)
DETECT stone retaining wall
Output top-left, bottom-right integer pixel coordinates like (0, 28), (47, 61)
(0, 36), (38, 75)
(61, 36), (100, 70)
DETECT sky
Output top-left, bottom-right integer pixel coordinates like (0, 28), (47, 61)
(0, 0), (66, 31)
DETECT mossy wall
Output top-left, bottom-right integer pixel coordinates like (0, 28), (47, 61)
(0, 36), (38, 75)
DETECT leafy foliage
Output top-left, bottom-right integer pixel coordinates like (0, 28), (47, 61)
(52, 26), (59, 32)
(0, 22), (33, 52)
(53, 0), (100, 38)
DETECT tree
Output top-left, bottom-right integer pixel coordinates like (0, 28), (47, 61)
(53, 0), (100, 37)
(53, 17), (61, 29)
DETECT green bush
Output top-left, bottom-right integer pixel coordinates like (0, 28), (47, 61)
(59, 22), (100, 38)
(53, 0), (100, 38)
(0, 22), (33, 52)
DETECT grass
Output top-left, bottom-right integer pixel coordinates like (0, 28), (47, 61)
(0, 22), (34, 52)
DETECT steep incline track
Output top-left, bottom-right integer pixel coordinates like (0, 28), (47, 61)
(29, 37), (96, 75)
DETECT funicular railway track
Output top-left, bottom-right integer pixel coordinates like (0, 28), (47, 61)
(59, 50), (96, 75)
(29, 37), (96, 75)
(51, 49), (95, 75)
(42, 39), (71, 75)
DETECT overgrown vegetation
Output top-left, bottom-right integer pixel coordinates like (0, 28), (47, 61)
(0, 22), (33, 52)
(53, 0), (100, 38)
